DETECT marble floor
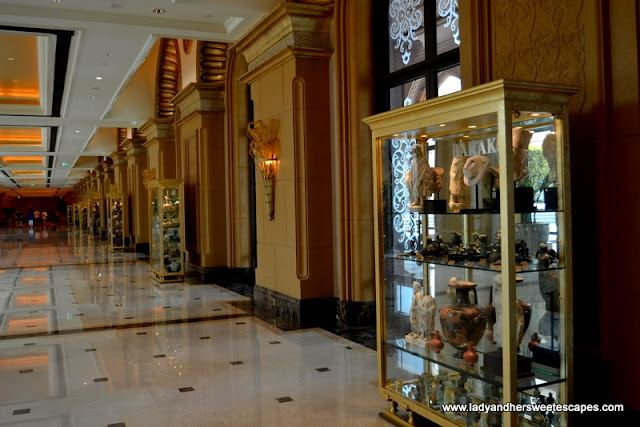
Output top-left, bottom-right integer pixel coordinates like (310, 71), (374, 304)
(0, 226), (388, 426)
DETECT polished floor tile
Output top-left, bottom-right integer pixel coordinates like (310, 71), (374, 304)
(0, 227), (388, 426)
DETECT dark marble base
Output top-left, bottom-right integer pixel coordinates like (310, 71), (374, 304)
(253, 285), (336, 329)
(335, 301), (376, 350)
(187, 265), (254, 286)
(135, 243), (149, 255)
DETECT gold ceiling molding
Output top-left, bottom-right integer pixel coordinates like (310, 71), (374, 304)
(288, 0), (334, 4)
(141, 168), (156, 188)
(155, 38), (181, 118)
(133, 128), (146, 140)
(197, 41), (228, 85)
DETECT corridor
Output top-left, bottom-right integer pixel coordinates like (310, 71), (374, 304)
(0, 226), (386, 426)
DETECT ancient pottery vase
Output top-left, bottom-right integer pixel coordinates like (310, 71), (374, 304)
(429, 331), (444, 353)
(439, 281), (487, 355)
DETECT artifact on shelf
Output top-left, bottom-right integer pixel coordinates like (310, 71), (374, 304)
(538, 269), (560, 341)
(406, 281), (436, 348)
(449, 156), (471, 210)
(462, 155), (490, 187)
(439, 278), (487, 357)
(542, 133), (558, 184)
(512, 128), (532, 184)
(535, 243), (557, 268)
(491, 274), (531, 349)
(528, 332), (541, 351)
(462, 343), (479, 367)
(428, 331), (444, 353)
(404, 144), (443, 207)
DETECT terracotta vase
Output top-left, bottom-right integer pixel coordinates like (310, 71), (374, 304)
(463, 343), (479, 367)
(439, 281), (487, 355)
(429, 331), (444, 353)
(528, 332), (541, 351)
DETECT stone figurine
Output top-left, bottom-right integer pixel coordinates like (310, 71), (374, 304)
(542, 133), (558, 183)
(462, 155), (490, 187)
(404, 144), (443, 207)
(492, 274), (527, 349)
(513, 128), (532, 184)
(449, 156), (471, 210)
(406, 281), (436, 347)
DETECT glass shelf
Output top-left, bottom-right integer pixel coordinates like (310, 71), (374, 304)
(385, 252), (564, 273)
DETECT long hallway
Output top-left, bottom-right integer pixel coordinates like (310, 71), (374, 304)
(0, 226), (386, 426)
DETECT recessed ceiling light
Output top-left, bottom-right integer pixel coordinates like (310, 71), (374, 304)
(62, 162), (69, 167)
(90, 95), (95, 99)
(96, 76), (103, 80)
(107, 53), (112, 57)
(8, 57), (14, 61)
(468, 125), (477, 129)
(439, 124), (446, 127)
(52, 0), (61, 3)
(75, 130), (80, 133)
(153, 8), (166, 14)
(13, 79), (18, 83)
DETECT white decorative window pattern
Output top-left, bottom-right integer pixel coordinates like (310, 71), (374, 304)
(391, 138), (420, 250)
(389, 0), (424, 66)
(437, 0), (460, 45)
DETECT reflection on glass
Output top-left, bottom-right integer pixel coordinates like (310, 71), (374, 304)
(390, 77), (426, 110)
(437, 65), (461, 96)
(388, 0), (426, 73)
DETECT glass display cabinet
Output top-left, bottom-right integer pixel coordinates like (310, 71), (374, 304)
(89, 198), (102, 240)
(107, 192), (126, 252)
(148, 179), (185, 282)
(73, 203), (80, 230)
(67, 205), (73, 225)
(80, 201), (89, 233)
(364, 80), (576, 427)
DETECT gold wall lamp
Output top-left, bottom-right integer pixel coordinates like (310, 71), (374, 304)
(247, 120), (278, 221)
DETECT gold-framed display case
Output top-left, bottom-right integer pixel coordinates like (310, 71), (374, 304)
(107, 192), (126, 252)
(364, 80), (576, 427)
(148, 179), (185, 282)
(89, 198), (102, 240)
(73, 203), (80, 230)
(67, 205), (73, 225)
(80, 201), (89, 233)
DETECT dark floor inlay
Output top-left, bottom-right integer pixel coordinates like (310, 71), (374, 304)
(107, 423), (126, 427)
(94, 377), (109, 382)
(345, 346), (352, 349)
(28, 311), (38, 313)
(107, 294), (115, 296)
(235, 322), (246, 325)
(179, 387), (194, 393)
(153, 354), (166, 358)
(162, 306), (170, 309)
(212, 308), (222, 311)
(125, 317), (134, 319)
(269, 341), (281, 345)
(276, 396), (294, 403)
(193, 297), (201, 300)
(19, 369), (34, 374)
(148, 296), (156, 298)
(85, 348), (97, 352)
(101, 286), (108, 289)
(229, 361), (244, 365)
(23, 343), (35, 346)
(13, 408), (30, 415)
(26, 325), (36, 328)
(115, 303), (123, 306)
(316, 367), (331, 372)
(200, 336), (210, 340)
(76, 314), (84, 316)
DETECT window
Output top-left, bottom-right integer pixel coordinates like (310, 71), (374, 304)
(375, 0), (461, 112)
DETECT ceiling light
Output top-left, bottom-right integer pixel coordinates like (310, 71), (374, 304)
(8, 57), (14, 61)
(153, 8), (166, 14)
(62, 162), (69, 167)
(530, 113), (541, 117)
(439, 124), (446, 127)
(109, 3), (122, 8)
(468, 125), (477, 129)
(96, 76), (103, 80)
(75, 130), (80, 133)
(53, 0), (61, 3)
(12, 80), (18, 83)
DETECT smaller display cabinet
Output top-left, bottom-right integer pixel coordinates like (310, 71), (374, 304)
(107, 192), (126, 252)
(89, 199), (102, 240)
(148, 179), (185, 282)
(73, 203), (80, 230)
(80, 201), (89, 233)
(67, 205), (73, 226)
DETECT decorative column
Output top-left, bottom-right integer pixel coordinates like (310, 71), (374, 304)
(173, 81), (227, 272)
(139, 119), (177, 179)
(99, 158), (114, 238)
(110, 150), (130, 246)
(123, 138), (149, 253)
(236, 2), (335, 325)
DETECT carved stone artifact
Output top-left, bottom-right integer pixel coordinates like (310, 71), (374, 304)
(512, 128), (532, 184)
(542, 133), (558, 183)
(491, 274), (528, 348)
(404, 144), (443, 207)
(462, 155), (490, 186)
(406, 281), (436, 347)
(449, 156), (471, 209)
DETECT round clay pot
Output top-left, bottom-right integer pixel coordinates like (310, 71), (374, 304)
(439, 281), (487, 354)
(429, 331), (444, 353)
(528, 332), (541, 351)
(463, 343), (478, 366)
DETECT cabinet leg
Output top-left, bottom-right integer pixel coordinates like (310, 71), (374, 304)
(408, 410), (415, 425)
(388, 400), (398, 414)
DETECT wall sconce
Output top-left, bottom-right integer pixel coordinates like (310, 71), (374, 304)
(247, 120), (278, 221)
